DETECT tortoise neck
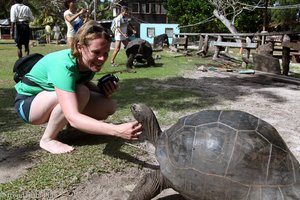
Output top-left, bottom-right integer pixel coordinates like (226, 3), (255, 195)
(145, 113), (162, 146)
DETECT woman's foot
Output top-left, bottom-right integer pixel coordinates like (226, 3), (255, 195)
(110, 61), (118, 67)
(40, 139), (74, 154)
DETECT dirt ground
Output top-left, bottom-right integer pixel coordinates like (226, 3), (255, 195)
(1, 65), (300, 200)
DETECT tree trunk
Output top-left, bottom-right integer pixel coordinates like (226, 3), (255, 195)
(213, 9), (241, 43)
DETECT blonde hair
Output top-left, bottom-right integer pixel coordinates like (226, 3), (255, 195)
(71, 20), (111, 58)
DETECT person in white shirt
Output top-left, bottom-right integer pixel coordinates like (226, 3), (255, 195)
(64, 0), (88, 47)
(110, 6), (136, 67)
(53, 23), (61, 45)
(10, 0), (34, 58)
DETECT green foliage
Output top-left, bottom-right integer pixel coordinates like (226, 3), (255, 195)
(270, 0), (300, 30)
(0, 0), (113, 29)
(0, 0), (12, 19)
(97, 1), (113, 20)
(235, 9), (263, 32)
(164, 0), (222, 32)
(164, 0), (263, 33)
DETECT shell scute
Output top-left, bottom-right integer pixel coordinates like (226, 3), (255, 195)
(219, 110), (259, 130)
(154, 110), (300, 199)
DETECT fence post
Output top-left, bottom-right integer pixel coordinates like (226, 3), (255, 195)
(282, 34), (291, 76)
(213, 35), (222, 60)
(198, 34), (203, 51)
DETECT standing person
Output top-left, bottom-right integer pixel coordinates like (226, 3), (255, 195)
(64, 0), (89, 47)
(53, 23), (61, 45)
(110, 6), (136, 67)
(10, 0), (34, 58)
(45, 24), (52, 44)
(14, 20), (142, 154)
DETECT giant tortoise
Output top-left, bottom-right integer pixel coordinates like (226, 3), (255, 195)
(125, 38), (155, 68)
(129, 103), (300, 200)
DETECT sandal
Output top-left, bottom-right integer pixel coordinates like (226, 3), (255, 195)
(111, 62), (119, 67)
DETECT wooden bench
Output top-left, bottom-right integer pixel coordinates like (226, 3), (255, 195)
(210, 36), (258, 66)
(172, 36), (188, 50)
(282, 41), (300, 51)
(211, 41), (257, 60)
(210, 41), (257, 49)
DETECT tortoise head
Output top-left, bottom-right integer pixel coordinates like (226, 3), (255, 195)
(131, 103), (162, 146)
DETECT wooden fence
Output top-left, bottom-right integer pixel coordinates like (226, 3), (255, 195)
(172, 31), (300, 75)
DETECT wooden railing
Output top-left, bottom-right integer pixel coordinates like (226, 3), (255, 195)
(172, 31), (300, 75)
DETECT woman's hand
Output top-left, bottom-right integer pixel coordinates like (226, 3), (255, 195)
(97, 74), (119, 98)
(115, 121), (142, 140)
(101, 80), (118, 98)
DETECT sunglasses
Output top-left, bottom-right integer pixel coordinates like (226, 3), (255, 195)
(85, 25), (112, 42)
(87, 25), (109, 34)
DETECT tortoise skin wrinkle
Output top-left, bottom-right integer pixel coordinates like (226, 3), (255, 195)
(129, 104), (300, 200)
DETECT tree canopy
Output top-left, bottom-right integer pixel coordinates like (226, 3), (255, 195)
(1, 0), (299, 33)
(270, 0), (300, 31)
(164, 0), (300, 33)
(0, 0), (113, 27)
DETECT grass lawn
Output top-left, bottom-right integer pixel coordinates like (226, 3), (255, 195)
(0, 41), (299, 198)
(0, 42), (215, 198)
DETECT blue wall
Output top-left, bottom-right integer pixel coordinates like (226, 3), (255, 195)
(140, 23), (179, 44)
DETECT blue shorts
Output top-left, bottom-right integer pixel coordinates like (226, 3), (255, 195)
(14, 94), (36, 123)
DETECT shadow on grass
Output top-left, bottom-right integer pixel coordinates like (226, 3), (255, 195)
(0, 87), (24, 132)
(57, 129), (158, 169)
(98, 62), (164, 75)
(290, 72), (300, 78)
(51, 73), (294, 170)
(1, 74), (294, 151)
(103, 140), (159, 169)
(115, 75), (291, 113)
(132, 62), (164, 68)
(0, 143), (40, 182)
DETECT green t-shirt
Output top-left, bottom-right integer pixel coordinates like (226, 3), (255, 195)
(15, 49), (95, 96)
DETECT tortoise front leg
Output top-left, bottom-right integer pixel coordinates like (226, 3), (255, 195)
(126, 54), (135, 68)
(128, 169), (168, 200)
(147, 56), (155, 67)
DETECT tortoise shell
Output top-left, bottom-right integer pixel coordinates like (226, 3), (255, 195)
(125, 38), (153, 58)
(125, 38), (155, 68)
(155, 110), (300, 200)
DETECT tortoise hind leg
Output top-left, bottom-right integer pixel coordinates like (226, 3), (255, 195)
(128, 169), (168, 200)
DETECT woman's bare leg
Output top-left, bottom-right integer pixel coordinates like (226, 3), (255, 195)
(39, 104), (73, 154)
(29, 85), (117, 154)
(29, 85), (91, 154)
(110, 40), (121, 64)
(82, 91), (117, 120)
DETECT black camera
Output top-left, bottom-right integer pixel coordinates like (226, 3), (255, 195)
(97, 74), (119, 93)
